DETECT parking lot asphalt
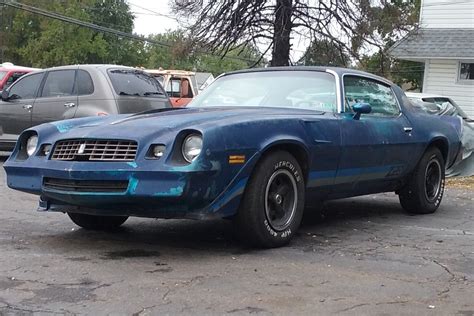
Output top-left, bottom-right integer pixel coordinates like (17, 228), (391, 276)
(0, 154), (473, 315)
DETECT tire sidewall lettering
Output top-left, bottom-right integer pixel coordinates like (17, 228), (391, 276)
(274, 160), (301, 183)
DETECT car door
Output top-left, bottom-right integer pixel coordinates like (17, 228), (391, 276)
(31, 69), (78, 127)
(337, 75), (413, 193)
(166, 77), (194, 107)
(0, 72), (45, 138)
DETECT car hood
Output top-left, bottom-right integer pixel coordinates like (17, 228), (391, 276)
(45, 106), (328, 139)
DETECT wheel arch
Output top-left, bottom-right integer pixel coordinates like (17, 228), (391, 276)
(259, 139), (311, 184)
(427, 136), (449, 164)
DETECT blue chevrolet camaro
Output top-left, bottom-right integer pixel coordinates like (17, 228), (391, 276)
(3, 67), (463, 248)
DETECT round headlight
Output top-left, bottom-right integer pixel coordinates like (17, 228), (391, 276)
(26, 135), (38, 156)
(182, 134), (202, 163)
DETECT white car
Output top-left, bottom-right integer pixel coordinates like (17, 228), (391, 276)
(406, 92), (473, 177)
(405, 92), (473, 124)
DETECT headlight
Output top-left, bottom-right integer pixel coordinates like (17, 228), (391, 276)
(26, 135), (38, 156)
(182, 134), (202, 163)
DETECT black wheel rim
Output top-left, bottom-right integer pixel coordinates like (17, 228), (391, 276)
(264, 169), (297, 231)
(424, 159), (442, 202)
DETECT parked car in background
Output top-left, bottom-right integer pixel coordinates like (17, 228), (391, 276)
(0, 62), (40, 93)
(406, 92), (474, 177)
(145, 69), (199, 107)
(406, 92), (473, 123)
(0, 64), (170, 151)
(3, 67), (463, 248)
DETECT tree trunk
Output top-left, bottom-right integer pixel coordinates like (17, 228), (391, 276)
(271, 0), (292, 66)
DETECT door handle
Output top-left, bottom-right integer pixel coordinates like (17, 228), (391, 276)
(403, 127), (413, 133)
(23, 104), (33, 111)
(64, 102), (76, 108)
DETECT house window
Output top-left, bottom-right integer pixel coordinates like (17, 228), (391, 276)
(459, 63), (474, 80)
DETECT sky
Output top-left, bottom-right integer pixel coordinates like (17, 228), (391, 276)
(128, 0), (179, 36)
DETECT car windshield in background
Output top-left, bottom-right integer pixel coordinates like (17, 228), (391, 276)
(409, 97), (469, 119)
(107, 69), (165, 98)
(188, 71), (337, 112)
(0, 71), (7, 81)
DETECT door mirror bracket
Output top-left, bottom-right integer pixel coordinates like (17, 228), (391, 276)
(352, 103), (372, 120)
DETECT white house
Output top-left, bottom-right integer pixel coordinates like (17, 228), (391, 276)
(389, 0), (474, 117)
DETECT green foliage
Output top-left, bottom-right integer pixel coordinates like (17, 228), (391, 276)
(357, 0), (423, 90)
(301, 39), (349, 67)
(1, 1), (260, 75)
(1, 0), (142, 67)
(145, 30), (262, 76)
(359, 49), (423, 91)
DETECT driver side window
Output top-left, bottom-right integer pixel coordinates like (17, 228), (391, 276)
(8, 73), (44, 100)
(344, 76), (400, 116)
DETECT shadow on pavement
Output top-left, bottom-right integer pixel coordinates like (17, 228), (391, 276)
(29, 194), (407, 258)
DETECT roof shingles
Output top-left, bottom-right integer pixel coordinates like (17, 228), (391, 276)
(389, 28), (474, 59)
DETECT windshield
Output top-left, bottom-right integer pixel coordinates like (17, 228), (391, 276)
(188, 71), (337, 112)
(108, 69), (166, 97)
(0, 71), (7, 81)
(409, 97), (469, 119)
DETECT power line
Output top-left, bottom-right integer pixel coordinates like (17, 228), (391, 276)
(1, 0), (259, 64)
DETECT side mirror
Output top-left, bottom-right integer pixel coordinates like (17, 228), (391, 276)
(1, 89), (9, 101)
(352, 102), (371, 120)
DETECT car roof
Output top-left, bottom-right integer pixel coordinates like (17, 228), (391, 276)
(405, 92), (451, 99)
(223, 66), (395, 86)
(37, 64), (139, 72)
(0, 62), (40, 72)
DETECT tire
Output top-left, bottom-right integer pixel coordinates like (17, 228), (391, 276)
(233, 151), (305, 248)
(68, 213), (128, 230)
(399, 147), (445, 214)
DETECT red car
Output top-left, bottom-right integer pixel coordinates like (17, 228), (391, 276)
(0, 63), (39, 92)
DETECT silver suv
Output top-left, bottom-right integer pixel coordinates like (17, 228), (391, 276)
(0, 64), (171, 151)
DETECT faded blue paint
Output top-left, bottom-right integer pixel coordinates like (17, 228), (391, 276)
(51, 121), (75, 133)
(128, 177), (139, 194)
(153, 185), (184, 197)
(127, 162), (138, 168)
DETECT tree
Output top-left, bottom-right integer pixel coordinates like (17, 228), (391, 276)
(300, 39), (349, 67)
(171, 0), (420, 67)
(359, 48), (423, 91)
(357, 0), (423, 90)
(1, 0), (143, 67)
(145, 30), (262, 76)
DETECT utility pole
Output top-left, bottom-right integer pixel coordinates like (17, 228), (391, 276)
(0, 0), (5, 63)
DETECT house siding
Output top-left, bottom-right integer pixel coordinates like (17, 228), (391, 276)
(420, 0), (474, 29)
(423, 59), (474, 117)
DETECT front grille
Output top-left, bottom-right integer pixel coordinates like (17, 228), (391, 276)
(51, 139), (137, 161)
(43, 178), (129, 193)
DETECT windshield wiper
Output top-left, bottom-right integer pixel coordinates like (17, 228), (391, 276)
(143, 91), (164, 96)
(119, 91), (140, 96)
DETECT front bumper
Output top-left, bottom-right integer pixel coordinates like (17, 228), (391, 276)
(4, 153), (255, 219)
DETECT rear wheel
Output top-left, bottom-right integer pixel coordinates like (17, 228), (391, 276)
(399, 147), (445, 214)
(68, 213), (128, 230)
(233, 151), (305, 248)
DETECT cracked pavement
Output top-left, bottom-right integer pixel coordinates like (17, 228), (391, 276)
(0, 155), (473, 315)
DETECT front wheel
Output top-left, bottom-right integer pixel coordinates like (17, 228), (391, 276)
(399, 147), (445, 214)
(68, 213), (128, 230)
(233, 151), (305, 248)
